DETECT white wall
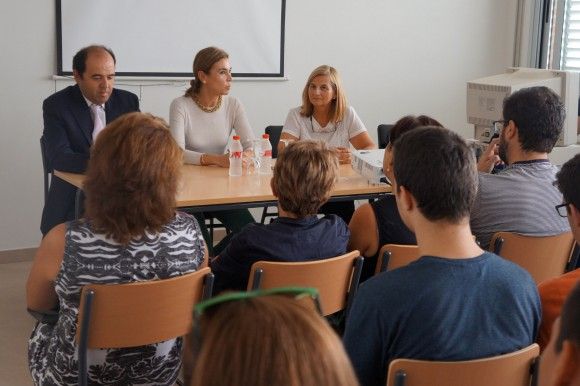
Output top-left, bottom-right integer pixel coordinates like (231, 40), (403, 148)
(0, 0), (518, 252)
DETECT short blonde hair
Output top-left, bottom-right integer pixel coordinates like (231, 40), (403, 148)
(84, 112), (182, 244)
(300, 65), (348, 123)
(190, 296), (359, 386)
(272, 140), (339, 217)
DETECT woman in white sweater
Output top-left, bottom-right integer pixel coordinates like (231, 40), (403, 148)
(169, 46), (255, 255)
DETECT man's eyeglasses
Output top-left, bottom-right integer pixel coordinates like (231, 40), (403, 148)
(555, 203), (570, 218)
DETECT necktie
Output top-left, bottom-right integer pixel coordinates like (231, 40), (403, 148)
(90, 104), (105, 141)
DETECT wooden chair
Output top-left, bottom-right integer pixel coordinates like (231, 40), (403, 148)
(375, 244), (420, 274)
(247, 251), (363, 316)
(490, 231), (576, 284)
(386, 343), (539, 386)
(76, 268), (214, 386)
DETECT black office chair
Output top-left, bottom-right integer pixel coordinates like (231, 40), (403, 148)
(40, 136), (52, 204)
(260, 126), (283, 224)
(377, 124), (394, 149)
(265, 125), (283, 159)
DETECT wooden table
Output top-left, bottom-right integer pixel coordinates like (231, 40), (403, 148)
(55, 164), (391, 214)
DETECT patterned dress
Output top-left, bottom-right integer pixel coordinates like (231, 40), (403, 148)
(28, 212), (205, 386)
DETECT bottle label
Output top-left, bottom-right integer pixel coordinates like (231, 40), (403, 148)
(230, 151), (242, 159)
(263, 150), (272, 157)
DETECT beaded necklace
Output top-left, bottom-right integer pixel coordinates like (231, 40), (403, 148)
(193, 95), (222, 113)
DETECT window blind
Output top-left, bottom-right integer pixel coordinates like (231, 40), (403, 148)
(561, 0), (580, 69)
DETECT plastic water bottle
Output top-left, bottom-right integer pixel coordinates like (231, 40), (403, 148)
(229, 135), (243, 176)
(259, 134), (272, 175)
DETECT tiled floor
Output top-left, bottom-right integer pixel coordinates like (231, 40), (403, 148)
(0, 261), (34, 385)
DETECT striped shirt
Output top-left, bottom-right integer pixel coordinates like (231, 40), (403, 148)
(470, 160), (570, 250)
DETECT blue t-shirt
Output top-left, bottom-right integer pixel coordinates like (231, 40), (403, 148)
(343, 252), (540, 386)
(211, 214), (349, 293)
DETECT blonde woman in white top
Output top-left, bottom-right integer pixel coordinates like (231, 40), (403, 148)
(280, 65), (375, 164)
(169, 46), (255, 255)
(281, 65), (376, 222)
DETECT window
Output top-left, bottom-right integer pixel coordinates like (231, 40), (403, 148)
(544, 0), (580, 70)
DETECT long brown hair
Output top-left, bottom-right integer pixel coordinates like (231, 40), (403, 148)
(84, 112), (182, 244)
(184, 46), (229, 97)
(190, 296), (359, 386)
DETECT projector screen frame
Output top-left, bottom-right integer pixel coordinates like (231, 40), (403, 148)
(55, 0), (286, 78)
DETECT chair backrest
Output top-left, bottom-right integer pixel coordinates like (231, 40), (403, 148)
(386, 344), (539, 386)
(375, 244), (420, 274)
(377, 124), (394, 149)
(76, 267), (214, 385)
(490, 231), (575, 284)
(247, 251), (363, 316)
(40, 136), (52, 204)
(265, 125), (283, 158)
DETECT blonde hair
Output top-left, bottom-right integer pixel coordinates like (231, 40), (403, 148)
(185, 46), (229, 97)
(272, 140), (339, 217)
(84, 112), (182, 244)
(190, 296), (359, 386)
(300, 65), (347, 123)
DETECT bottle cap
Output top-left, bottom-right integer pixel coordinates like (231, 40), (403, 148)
(262, 134), (269, 139)
(233, 135), (240, 140)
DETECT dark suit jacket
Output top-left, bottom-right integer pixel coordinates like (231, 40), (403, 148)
(40, 84), (139, 235)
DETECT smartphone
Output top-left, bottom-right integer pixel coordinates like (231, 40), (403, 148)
(487, 127), (500, 144)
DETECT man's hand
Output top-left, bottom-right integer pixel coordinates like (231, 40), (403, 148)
(477, 138), (502, 173)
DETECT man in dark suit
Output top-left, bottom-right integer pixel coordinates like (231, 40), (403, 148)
(40, 45), (139, 235)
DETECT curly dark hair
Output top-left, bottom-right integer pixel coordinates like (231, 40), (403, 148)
(502, 86), (565, 153)
(555, 153), (580, 209)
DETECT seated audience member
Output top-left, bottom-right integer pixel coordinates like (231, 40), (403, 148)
(349, 115), (443, 280)
(188, 291), (359, 386)
(537, 153), (580, 351)
(41, 45), (139, 236)
(27, 113), (206, 386)
(471, 86), (570, 249)
(343, 127), (540, 386)
(538, 282), (580, 386)
(280, 65), (376, 223)
(211, 140), (349, 294)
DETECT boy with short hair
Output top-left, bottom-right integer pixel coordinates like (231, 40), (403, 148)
(211, 140), (349, 294)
